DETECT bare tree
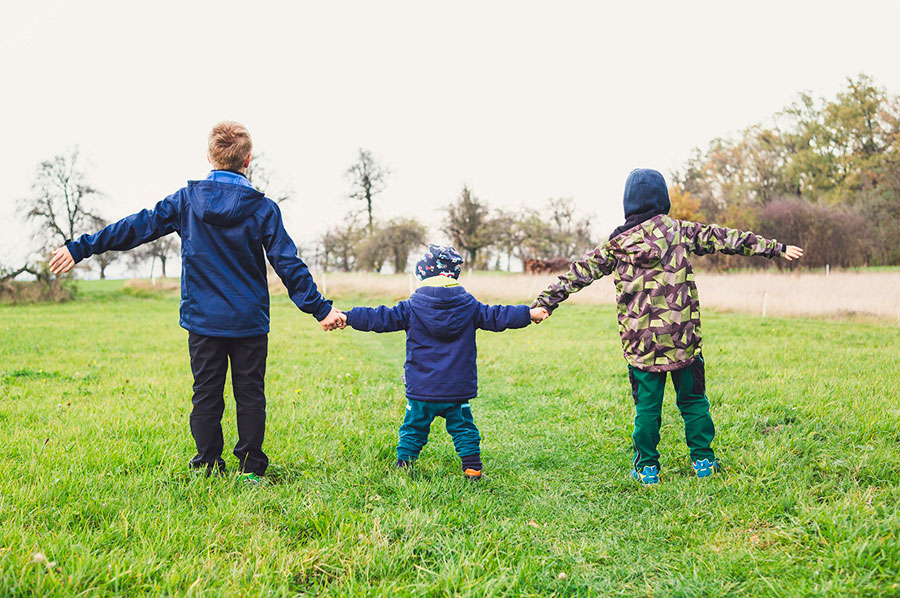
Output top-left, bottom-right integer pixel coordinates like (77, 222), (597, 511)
(346, 149), (389, 234)
(245, 152), (292, 204)
(546, 198), (593, 259)
(129, 237), (180, 278)
(19, 148), (101, 250)
(442, 185), (495, 268)
(87, 215), (122, 279)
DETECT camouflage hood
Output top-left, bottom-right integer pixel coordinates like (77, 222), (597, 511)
(534, 214), (785, 372)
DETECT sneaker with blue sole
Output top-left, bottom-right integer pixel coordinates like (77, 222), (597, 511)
(692, 459), (719, 478)
(630, 465), (659, 485)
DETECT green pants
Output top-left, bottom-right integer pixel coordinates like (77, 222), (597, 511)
(397, 399), (481, 461)
(628, 357), (715, 470)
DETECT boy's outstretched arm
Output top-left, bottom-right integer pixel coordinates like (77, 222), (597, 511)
(262, 203), (336, 323)
(531, 245), (617, 314)
(344, 302), (411, 333)
(682, 220), (803, 260)
(474, 303), (532, 332)
(49, 193), (181, 275)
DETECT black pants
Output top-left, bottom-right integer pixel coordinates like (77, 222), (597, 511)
(188, 332), (269, 475)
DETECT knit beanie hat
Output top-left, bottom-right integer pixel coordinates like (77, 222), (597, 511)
(415, 244), (463, 281)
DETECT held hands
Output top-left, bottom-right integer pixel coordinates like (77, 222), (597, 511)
(49, 247), (75, 275)
(321, 308), (347, 332)
(782, 245), (804, 261)
(530, 307), (549, 324)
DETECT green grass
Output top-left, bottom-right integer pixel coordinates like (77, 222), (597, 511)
(1, 282), (898, 597)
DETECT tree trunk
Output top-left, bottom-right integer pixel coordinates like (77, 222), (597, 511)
(366, 190), (374, 234)
(159, 257), (167, 279)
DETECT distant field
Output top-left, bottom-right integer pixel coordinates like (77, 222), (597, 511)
(1, 281), (898, 596)
(287, 269), (900, 323)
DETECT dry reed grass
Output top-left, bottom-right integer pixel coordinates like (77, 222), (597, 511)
(290, 270), (900, 323)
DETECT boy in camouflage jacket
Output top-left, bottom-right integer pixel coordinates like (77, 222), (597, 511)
(532, 168), (803, 484)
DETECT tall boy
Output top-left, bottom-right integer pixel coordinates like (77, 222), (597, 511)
(49, 121), (344, 482)
(532, 168), (803, 484)
(334, 245), (548, 480)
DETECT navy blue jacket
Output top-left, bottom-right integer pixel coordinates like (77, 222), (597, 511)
(66, 177), (332, 337)
(345, 285), (531, 402)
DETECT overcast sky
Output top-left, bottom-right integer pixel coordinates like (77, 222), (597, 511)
(3, 1), (899, 274)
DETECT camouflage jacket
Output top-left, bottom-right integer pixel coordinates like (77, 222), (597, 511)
(533, 215), (785, 372)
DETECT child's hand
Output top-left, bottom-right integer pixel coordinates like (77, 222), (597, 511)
(48, 247), (75, 275)
(321, 308), (347, 331)
(530, 307), (549, 324)
(782, 245), (804, 261)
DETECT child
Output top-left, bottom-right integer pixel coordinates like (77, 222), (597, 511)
(333, 245), (548, 480)
(532, 168), (803, 484)
(48, 121), (345, 483)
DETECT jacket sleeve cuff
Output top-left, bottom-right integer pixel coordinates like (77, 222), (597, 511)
(516, 304), (532, 327)
(65, 239), (85, 263)
(312, 299), (334, 322)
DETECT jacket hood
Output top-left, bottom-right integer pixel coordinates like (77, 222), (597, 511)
(186, 180), (265, 227)
(409, 286), (478, 339)
(623, 169), (670, 219)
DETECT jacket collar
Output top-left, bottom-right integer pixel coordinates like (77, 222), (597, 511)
(206, 170), (254, 189)
(417, 275), (460, 288)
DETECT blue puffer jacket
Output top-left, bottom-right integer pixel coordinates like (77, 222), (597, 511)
(345, 285), (531, 401)
(66, 172), (332, 337)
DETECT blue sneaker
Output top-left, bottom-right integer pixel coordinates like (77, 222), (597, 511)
(630, 465), (659, 485)
(692, 459), (719, 478)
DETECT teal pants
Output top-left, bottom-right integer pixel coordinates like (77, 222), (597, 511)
(397, 399), (481, 461)
(628, 357), (716, 470)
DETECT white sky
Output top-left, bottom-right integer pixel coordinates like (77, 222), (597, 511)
(2, 1), (899, 274)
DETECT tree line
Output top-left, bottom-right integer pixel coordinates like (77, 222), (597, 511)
(673, 73), (900, 268)
(317, 150), (595, 273)
(5, 72), (898, 296)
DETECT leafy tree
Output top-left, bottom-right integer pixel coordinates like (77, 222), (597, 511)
(320, 217), (365, 272)
(442, 185), (495, 268)
(381, 217), (427, 273)
(348, 217), (428, 273)
(668, 185), (704, 221)
(354, 226), (391, 272)
(514, 210), (553, 262)
(346, 149), (389, 234)
(491, 209), (526, 271)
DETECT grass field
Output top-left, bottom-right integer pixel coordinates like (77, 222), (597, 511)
(1, 280), (899, 597)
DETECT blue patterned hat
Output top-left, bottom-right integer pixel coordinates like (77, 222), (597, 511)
(415, 244), (463, 281)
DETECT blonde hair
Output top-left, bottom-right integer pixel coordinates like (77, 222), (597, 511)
(208, 121), (252, 171)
